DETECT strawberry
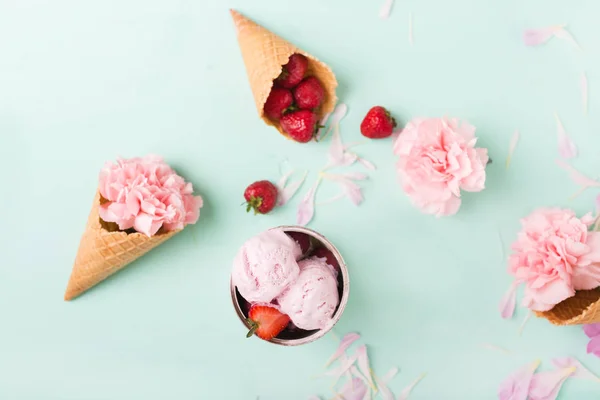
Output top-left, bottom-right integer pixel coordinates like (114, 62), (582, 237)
(246, 305), (291, 340)
(312, 247), (340, 270)
(280, 110), (318, 143)
(264, 87), (293, 121)
(244, 180), (278, 215)
(277, 54), (308, 89)
(286, 231), (311, 254)
(293, 77), (324, 110)
(360, 106), (397, 139)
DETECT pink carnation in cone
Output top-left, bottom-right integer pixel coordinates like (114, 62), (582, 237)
(393, 117), (489, 217)
(509, 208), (600, 311)
(98, 155), (203, 237)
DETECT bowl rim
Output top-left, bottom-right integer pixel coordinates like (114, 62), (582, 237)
(230, 225), (350, 346)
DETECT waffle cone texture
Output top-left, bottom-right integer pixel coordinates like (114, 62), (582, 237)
(64, 192), (180, 301)
(535, 288), (600, 325)
(230, 9), (338, 138)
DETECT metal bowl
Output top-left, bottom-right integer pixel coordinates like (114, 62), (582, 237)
(230, 225), (350, 346)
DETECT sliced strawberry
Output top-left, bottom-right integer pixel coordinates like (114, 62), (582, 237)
(247, 305), (291, 340)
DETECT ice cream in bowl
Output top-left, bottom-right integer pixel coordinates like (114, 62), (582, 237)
(230, 226), (350, 346)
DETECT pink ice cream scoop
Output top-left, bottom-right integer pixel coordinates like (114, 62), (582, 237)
(276, 257), (340, 330)
(232, 229), (302, 303)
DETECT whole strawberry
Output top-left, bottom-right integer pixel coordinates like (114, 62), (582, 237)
(280, 110), (318, 143)
(244, 180), (278, 215)
(293, 77), (324, 110)
(277, 54), (308, 89)
(264, 87), (293, 121)
(360, 106), (397, 139)
(246, 305), (291, 340)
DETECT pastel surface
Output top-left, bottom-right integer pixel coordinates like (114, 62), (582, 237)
(1, 0), (600, 399)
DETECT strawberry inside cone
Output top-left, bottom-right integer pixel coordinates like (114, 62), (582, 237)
(246, 305), (291, 340)
(276, 54), (308, 89)
(280, 110), (319, 143)
(244, 180), (278, 215)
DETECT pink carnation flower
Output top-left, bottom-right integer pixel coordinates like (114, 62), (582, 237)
(393, 117), (489, 216)
(509, 208), (600, 311)
(98, 155), (203, 237)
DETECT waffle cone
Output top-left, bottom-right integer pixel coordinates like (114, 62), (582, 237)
(230, 9), (338, 138)
(64, 192), (180, 301)
(535, 288), (600, 325)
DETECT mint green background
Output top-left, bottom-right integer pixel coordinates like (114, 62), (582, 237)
(2, 0), (600, 399)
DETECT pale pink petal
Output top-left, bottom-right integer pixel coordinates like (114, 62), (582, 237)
(554, 27), (582, 51)
(339, 179), (363, 206)
(379, 0), (394, 20)
(382, 367), (399, 383)
(277, 170), (294, 193)
(523, 27), (558, 46)
(397, 373), (426, 400)
(374, 374), (395, 400)
(320, 103), (349, 141)
(581, 72), (588, 115)
(555, 159), (600, 188)
(551, 357), (600, 381)
(315, 112), (331, 140)
(356, 345), (376, 390)
(588, 336), (600, 357)
(317, 193), (346, 206)
(277, 172), (307, 206)
(297, 179), (321, 226)
(339, 172), (368, 181)
(325, 332), (361, 367)
(499, 281), (519, 319)
(321, 353), (358, 381)
(358, 158), (377, 170)
(506, 130), (520, 169)
(498, 361), (540, 400)
(481, 343), (511, 354)
(337, 378), (368, 400)
(327, 124), (358, 168)
(528, 367), (575, 400)
(584, 323), (600, 338)
(555, 112), (578, 159)
(349, 366), (372, 398)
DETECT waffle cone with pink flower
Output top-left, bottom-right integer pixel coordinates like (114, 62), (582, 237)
(535, 289), (600, 325)
(65, 156), (203, 301)
(229, 9), (337, 138)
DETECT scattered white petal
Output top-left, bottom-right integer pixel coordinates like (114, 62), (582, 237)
(358, 158), (377, 170)
(325, 332), (361, 367)
(317, 193), (346, 206)
(554, 112), (578, 159)
(336, 378), (368, 400)
(277, 170), (294, 192)
(297, 178), (321, 226)
(518, 311), (532, 336)
(506, 130), (520, 169)
(356, 346), (376, 390)
(499, 281), (519, 320)
(379, 0), (394, 20)
(320, 104), (348, 141)
(582, 72), (589, 115)
(374, 374), (395, 400)
(554, 26), (582, 51)
(481, 343), (512, 355)
(277, 171), (308, 206)
(397, 373), (426, 400)
(409, 12), (414, 46)
(382, 367), (400, 384)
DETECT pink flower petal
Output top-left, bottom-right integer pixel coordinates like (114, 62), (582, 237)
(523, 26), (558, 46)
(588, 336), (600, 357)
(379, 0), (393, 20)
(337, 378), (368, 400)
(581, 72), (588, 115)
(318, 193), (346, 206)
(349, 366), (373, 399)
(325, 332), (361, 367)
(328, 124), (358, 168)
(321, 353), (358, 381)
(506, 130), (520, 169)
(551, 357), (600, 381)
(277, 171), (307, 206)
(397, 373), (426, 400)
(498, 360), (540, 400)
(555, 159), (600, 188)
(518, 311), (532, 336)
(320, 103), (348, 141)
(499, 281), (519, 319)
(277, 170), (294, 193)
(584, 323), (600, 338)
(528, 367), (575, 400)
(356, 345), (376, 390)
(297, 179), (321, 226)
(554, 112), (578, 159)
